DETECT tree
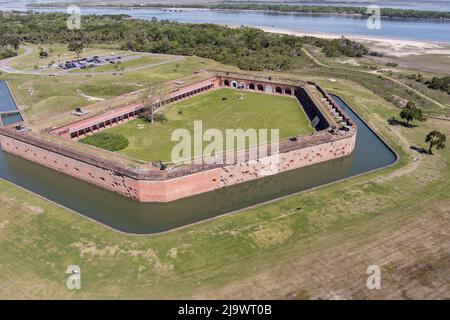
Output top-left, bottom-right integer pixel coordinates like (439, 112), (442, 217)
(75, 49), (81, 59)
(139, 83), (167, 124)
(425, 131), (446, 154)
(38, 46), (48, 58)
(399, 101), (426, 126)
(0, 47), (17, 60)
(68, 41), (83, 52)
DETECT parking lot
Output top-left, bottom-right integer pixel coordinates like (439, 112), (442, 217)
(56, 53), (127, 71)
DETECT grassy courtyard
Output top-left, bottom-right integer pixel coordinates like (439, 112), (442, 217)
(101, 88), (313, 162)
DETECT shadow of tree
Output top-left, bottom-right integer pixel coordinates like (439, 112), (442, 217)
(410, 145), (429, 154)
(388, 117), (418, 128)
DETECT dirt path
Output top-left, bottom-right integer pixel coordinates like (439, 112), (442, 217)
(76, 89), (105, 102)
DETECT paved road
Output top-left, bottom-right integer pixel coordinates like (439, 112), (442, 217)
(301, 47), (446, 111)
(0, 45), (184, 76)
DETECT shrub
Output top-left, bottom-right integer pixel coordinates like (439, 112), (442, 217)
(67, 41), (84, 52)
(154, 113), (167, 123)
(0, 47), (17, 60)
(80, 132), (129, 151)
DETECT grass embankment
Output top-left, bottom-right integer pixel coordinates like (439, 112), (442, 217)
(102, 88), (313, 162)
(0, 76), (448, 299)
(302, 44), (450, 114)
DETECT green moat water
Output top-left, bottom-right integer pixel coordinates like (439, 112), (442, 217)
(0, 96), (397, 234)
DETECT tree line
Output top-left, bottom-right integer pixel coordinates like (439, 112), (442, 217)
(210, 4), (450, 20)
(407, 73), (450, 94)
(30, 3), (450, 20)
(427, 76), (450, 94)
(303, 37), (369, 57)
(0, 12), (370, 71)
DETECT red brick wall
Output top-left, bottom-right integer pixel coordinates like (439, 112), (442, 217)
(0, 131), (356, 202)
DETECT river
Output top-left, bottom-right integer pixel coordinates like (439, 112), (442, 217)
(0, 2), (450, 43)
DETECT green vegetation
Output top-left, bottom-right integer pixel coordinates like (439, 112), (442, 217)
(76, 56), (167, 73)
(425, 130), (446, 154)
(300, 46), (450, 116)
(0, 12), (374, 72)
(102, 88), (313, 162)
(9, 44), (131, 71)
(2, 55), (226, 126)
(399, 102), (426, 126)
(0, 29), (19, 59)
(407, 73), (425, 83)
(0, 46), (17, 60)
(209, 3), (450, 20)
(427, 76), (450, 93)
(304, 37), (370, 58)
(80, 132), (129, 151)
(1, 76), (448, 299)
(67, 41), (84, 52)
(0, 12), (305, 71)
(32, 3), (450, 20)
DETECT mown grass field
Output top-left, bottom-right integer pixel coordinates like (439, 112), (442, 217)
(101, 88), (313, 162)
(0, 72), (448, 299)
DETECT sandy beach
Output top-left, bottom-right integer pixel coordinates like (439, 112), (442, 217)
(254, 26), (450, 57)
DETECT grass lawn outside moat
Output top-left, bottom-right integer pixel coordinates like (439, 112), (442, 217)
(0, 38), (449, 299)
(0, 75), (448, 299)
(99, 88), (313, 162)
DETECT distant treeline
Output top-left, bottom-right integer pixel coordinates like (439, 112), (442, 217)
(0, 12), (369, 71)
(29, 2), (450, 20)
(211, 3), (450, 20)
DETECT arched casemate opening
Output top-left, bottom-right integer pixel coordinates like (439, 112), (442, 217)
(231, 81), (238, 88)
(294, 88), (301, 96)
(239, 82), (246, 89)
(223, 79), (230, 87)
(285, 87), (292, 95)
(257, 84), (264, 91)
(249, 83), (255, 90)
(275, 86), (282, 94)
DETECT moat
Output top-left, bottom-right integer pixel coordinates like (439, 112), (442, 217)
(0, 95), (396, 234)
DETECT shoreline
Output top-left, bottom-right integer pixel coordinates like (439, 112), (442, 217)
(24, 4), (450, 21)
(251, 25), (450, 56)
(255, 25), (445, 45)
